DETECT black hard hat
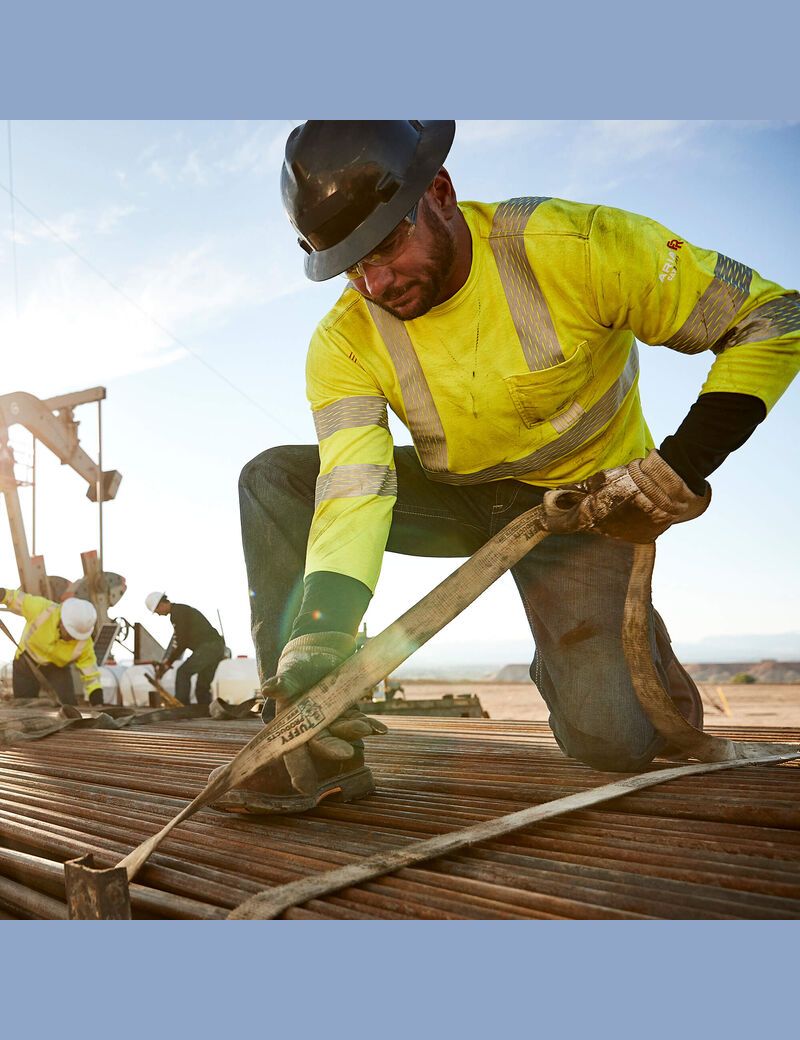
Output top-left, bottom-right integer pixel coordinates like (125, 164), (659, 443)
(281, 120), (456, 281)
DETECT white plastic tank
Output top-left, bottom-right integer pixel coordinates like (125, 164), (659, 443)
(0, 660), (12, 698)
(117, 664), (179, 707)
(1, 657), (247, 707)
(212, 657), (260, 704)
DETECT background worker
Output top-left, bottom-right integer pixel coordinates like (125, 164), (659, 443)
(225, 120), (799, 812)
(1, 586), (102, 705)
(145, 592), (226, 709)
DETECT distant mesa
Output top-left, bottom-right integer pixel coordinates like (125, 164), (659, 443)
(683, 660), (800, 684)
(488, 660), (800, 684)
(484, 660), (800, 685)
(487, 664), (534, 683)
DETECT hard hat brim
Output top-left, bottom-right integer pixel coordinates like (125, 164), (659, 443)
(62, 621), (94, 640)
(303, 120), (456, 282)
(145, 591), (167, 613)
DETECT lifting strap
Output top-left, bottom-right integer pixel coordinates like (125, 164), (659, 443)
(227, 750), (800, 919)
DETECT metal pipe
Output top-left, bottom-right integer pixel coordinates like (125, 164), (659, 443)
(97, 399), (103, 573)
(31, 436), (36, 555)
(0, 716), (797, 919)
(0, 874), (68, 920)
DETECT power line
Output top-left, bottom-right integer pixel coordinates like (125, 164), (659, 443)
(6, 121), (20, 318)
(0, 173), (302, 438)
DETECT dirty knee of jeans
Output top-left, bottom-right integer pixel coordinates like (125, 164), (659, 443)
(555, 726), (660, 773)
(240, 445), (312, 491)
(558, 620), (599, 649)
(577, 746), (659, 773)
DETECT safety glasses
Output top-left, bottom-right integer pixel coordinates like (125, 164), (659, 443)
(343, 199), (421, 280)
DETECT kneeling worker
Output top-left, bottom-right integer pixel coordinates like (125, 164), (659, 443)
(145, 592), (226, 709)
(1, 586), (102, 705)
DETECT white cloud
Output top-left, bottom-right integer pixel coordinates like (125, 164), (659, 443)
(27, 209), (83, 244)
(135, 241), (264, 332)
(145, 157), (170, 183)
(457, 120), (559, 145)
(575, 120), (703, 165)
(1, 273), (186, 395)
(551, 120), (708, 197)
(136, 121), (298, 187)
(22, 201), (139, 244)
(180, 150), (209, 186)
(556, 119), (798, 198)
(0, 222), (313, 399)
(95, 203), (139, 235)
(220, 121), (299, 177)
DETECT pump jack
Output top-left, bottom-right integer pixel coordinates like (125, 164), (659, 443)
(0, 386), (125, 628)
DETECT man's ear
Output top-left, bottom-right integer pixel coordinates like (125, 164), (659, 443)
(428, 167), (458, 218)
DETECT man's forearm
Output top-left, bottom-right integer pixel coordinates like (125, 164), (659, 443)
(290, 571), (372, 640)
(658, 391), (767, 495)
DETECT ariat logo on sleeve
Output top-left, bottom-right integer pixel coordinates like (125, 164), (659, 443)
(660, 239), (684, 283)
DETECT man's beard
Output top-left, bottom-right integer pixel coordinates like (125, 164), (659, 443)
(365, 203), (457, 321)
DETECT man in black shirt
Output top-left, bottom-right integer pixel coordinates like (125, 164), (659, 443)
(145, 592), (226, 708)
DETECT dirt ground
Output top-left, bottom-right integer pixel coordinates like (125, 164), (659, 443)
(395, 679), (800, 728)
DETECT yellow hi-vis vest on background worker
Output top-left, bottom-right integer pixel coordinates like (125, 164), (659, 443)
(1, 588), (102, 696)
(305, 198), (800, 593)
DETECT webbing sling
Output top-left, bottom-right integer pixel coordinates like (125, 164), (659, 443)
(78, 479), (798, 893)
(227, 750), (799, 919)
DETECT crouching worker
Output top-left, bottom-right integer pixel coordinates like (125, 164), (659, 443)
(208, 118), (800, 814)
(145, 592), (226, 710)
(1, 586), (102, 705)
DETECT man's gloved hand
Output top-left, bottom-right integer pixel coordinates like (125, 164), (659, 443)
(543, 449), (711, 542)
(153, 660), (168, 680)
(263, 631), (388, 795)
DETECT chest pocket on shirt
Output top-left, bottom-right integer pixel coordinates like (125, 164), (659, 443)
(503, 341), (593, 429)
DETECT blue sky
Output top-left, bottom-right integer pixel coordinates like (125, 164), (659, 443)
(1, 120), (798, 662)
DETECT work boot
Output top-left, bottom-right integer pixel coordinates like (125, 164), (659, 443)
(653, 611), (704, 759)
(208, 740), (375, 815)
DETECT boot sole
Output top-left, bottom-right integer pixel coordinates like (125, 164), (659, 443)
(210, 766), (375, 815)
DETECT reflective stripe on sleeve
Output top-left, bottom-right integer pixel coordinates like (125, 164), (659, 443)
(665, 253), (753, 354)
(4, 588), (26, 614)
(712, 292), (800, 354)
(315, 464), (398, 508)
(313, 396), (390, 441)
(77, 664), (101, 689)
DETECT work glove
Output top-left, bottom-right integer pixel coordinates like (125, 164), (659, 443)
(263, 631), (388, 795)
(542, 449), (711, 542)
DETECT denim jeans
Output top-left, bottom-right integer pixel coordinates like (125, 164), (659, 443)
(240, 444), (700, 772)
(175, 640), (226, 706)
(13, 656), (78, 704)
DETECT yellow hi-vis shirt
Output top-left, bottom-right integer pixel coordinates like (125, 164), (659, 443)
(2, 588), (102, 695)
(305, 197), (800, 593)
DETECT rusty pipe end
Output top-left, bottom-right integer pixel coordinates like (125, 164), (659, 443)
(64, 853), (132, 920)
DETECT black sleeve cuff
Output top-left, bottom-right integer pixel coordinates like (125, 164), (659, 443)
(290, 571), (373, 640)
(658, 391), (767, 495)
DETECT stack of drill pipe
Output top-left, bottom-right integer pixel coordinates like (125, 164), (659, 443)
(0, 717), (798, 919)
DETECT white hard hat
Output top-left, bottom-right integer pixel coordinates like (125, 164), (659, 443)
(145, 590), (167, 613)
(60, 597), (97, 640)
